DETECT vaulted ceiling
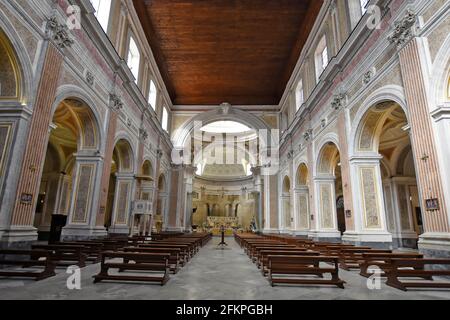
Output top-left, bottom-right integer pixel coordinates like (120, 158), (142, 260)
(133, 0), (323, 106)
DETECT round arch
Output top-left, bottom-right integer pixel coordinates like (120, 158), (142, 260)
(52, 85), (105, 151)
(296, 163), (309, 187)
(112, 137), (135, 173)
(430, 33), (450, 105)
(349, 85), (408, 154)
(282, 176), (291, 194)
(172, 106), (274, 149)
(0, 19), (33, 103)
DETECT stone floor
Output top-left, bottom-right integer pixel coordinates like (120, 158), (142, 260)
(1, 238), (450, 300)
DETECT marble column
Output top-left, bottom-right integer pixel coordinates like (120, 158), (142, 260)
(62, 153), (104, 240)
(347, 155), (392, 246)
(294, 186), (310, 236)
(109, 173), (135, 235)
(310, 175), (341, 241)
(5, 43), (63, 244)
(393, 29), (450, 255)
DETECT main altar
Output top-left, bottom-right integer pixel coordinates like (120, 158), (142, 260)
(206, 217), (240, 236)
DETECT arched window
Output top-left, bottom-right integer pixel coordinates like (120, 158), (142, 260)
(148, 80), (157, 110)
(90, 0), (112, 32)
(315, 36), (328, 82)
(162, 106), (169, 132)
(127, 36), (140, 83)
(295, 79), (304, 111)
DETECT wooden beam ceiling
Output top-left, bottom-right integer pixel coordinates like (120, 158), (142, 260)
(133, 0), (323, 106)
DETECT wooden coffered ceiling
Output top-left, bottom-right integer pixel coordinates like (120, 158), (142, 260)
(133, 0), (323, 106)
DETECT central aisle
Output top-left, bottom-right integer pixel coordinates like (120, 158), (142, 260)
(1, 237), (449, 300)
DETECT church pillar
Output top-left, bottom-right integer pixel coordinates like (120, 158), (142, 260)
(294, 186), (310, 235)
(310, 175), (341, 241)
(62, 153), (103, 240)
(390, 13), (450, 256)
(3, 43), (63, 245)
(251, 166), (263, 232)
(95, 99), (119, 234)
(347, 155), (392, 246)
(166, 164), (183, 231)
(108, 173), (134, 235)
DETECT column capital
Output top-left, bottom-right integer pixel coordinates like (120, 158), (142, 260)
(388, 9), (418, 49)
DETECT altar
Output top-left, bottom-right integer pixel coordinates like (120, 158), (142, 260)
(207, 217), (239, 236)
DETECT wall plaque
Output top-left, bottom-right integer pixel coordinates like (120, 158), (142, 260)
(345, 210), (352, 218)
(425, 198), (439, 211)
(20, 193), (33, 205)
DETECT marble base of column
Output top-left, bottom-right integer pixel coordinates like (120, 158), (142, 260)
(262, 228), (280, 234)
(108, 225), (130, 236)
(308, 230), (342, 243)
(62, 225), (108, 241)
(418, 232), (450, 258)
(341, 231), (393, 249)
(291, 230), (309, 237)
(0, 226), (38, 248)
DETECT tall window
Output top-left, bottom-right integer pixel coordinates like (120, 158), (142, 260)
(315, 36), (329, 81)
(148, 80), (157, 110)
(295, 79), (304, 111)
(90, 0), (112, 32)
(127, 36), (140, 83)
(360, 0), (370, 14)
(162, 107), (169, 132)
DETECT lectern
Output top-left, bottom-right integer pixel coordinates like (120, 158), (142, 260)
(217, 225), (228, 248)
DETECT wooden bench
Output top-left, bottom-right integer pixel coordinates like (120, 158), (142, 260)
(250, 245), (297, 261)
(32, 244), (87, 268)
(260, 250), (320, 276)
(385, 258), (450, 291)
(337, 248), (392, 271)
(124, 247), (182, 273)
(59, 241), (104, 263)
(139, 243), (191, 263)
(0, 249), (56, 281)
(251, 245), (300, 263)
(359, 252), (423, 277)
(267, 255), (345, 288)
(93, 251), (170, 285)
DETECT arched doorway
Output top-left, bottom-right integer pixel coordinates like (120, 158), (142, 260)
(316, 141), (345, 237)
(355, 101), (421, 248)
(107, 139), (135, 235)
(35, 98), (100, 242)
(282, 176), (292, 230)
(295, 163), (310, 230)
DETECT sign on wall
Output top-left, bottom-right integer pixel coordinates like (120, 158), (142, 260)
(425, 198), (439, 211)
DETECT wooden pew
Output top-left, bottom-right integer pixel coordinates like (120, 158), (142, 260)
(259, 250), (320, 276)
(31, 244), (87, 268)
(58, 241), (104, 263)
(0, 249), (56, 281)
(267, 255), (345, 288)
(385, 258), (450, 291)
(359, 252), (423, 277)
(124, 247), (182, 273)
(139, 243), (191, 263)
(93, 251), (170, 285)
(251, 245), (298, 263)
(248, 244), (298, 262)
(337, 248), (392, 271)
